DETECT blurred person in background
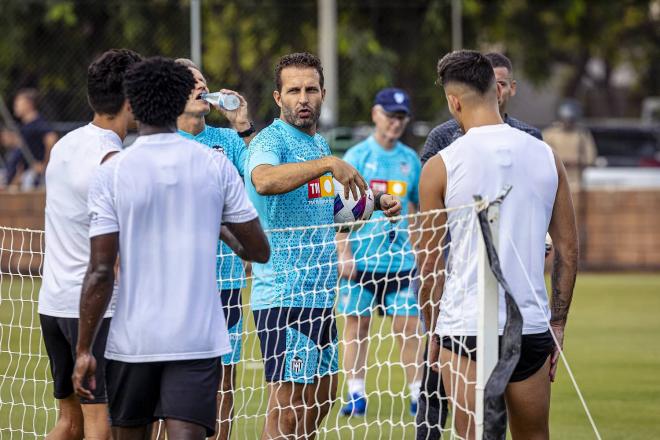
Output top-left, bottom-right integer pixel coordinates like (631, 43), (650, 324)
(542, 100), (597, 193)
(175, 57), (255, 440)
(336, 88), (425, 418)
(1, 88), (58, 190)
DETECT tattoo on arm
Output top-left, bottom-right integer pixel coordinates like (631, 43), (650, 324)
(550, 249), (577, 324)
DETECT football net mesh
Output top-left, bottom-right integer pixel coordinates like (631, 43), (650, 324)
(0, 202), (517, 439)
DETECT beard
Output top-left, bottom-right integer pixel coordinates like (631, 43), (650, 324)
(281, 102), (321, 129)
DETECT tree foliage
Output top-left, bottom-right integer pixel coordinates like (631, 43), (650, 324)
(0, 0), (657, 124)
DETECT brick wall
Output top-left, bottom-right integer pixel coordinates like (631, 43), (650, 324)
(1, 189), (659, 271)
(581, 189), (660, 270)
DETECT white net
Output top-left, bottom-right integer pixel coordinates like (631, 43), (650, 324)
(0, 203), (482, 439)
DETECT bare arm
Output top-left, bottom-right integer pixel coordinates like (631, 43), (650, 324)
(223, 217), (270, 264)
(335, 231), (356, 280)
(417, 156), (449, 336)
(42, 131), (58, 166)
(251, 156), (367, 200)
(548, 151), (579, 380)
(72, 233), (119, 399)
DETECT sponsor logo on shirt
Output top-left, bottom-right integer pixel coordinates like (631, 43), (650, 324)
(370, 179), (407, 197)
(211, 145), (225, 155)
(308, 176), (335, 199)
(400, 162), (411, 175)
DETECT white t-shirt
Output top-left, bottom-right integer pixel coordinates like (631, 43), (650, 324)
(39, 123), (122, 318)
(434, 124), (558, 336)
(88, 133), (258, 362)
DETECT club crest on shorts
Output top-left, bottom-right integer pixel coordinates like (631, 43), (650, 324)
(291, 356), (304, 374)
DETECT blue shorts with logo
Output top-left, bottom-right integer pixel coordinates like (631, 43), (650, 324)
(337, 270), (419, 317)
(253, 307), (339, 384)
(220, 288), (243, 365)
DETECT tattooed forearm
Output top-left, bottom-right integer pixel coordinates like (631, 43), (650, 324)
(550, 247), (578, 325)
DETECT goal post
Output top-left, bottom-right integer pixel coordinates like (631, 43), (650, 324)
(475, 197), (500, 440)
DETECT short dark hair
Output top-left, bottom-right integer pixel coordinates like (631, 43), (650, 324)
(484, 52), (513, 73)
(274, 52), (324, 91)
(15, 88), (39, 109)
(87, 49), (143, 116)
(436, 50), (495, 95)
(124, 56), (195, 127)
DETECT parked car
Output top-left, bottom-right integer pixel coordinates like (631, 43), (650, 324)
(586, 120), (660, 167)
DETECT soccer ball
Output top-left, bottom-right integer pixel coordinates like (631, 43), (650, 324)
(333, 178), (374, 232)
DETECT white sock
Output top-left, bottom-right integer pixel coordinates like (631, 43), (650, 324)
(408, 380), (422, 402)
(347, 378), (366, 396)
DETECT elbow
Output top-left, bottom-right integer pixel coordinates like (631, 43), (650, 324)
(252, 175), (276, 195)
(89, 264), (115, 287)
(251, 242), (271, 264)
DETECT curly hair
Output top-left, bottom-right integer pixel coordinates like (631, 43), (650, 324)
(123, 57), (195, 127)
(436, 50), (495, 95)
(87, 49), (143, 116)
(274, 52), (324, 91)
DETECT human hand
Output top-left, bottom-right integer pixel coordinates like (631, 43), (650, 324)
(549, 322), (565, 382)
(330, 157), (367, 200)
(429, 334), (441, 373)
(72, 351), (97, 400)
(215, 89), (250, 132)
(379, 194), (401, 217)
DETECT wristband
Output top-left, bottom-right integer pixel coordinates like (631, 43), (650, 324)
(374, 192), (384, 211)
(237, 122), (255, 138)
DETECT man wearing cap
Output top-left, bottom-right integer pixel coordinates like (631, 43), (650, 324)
(337, 88), (424, 417)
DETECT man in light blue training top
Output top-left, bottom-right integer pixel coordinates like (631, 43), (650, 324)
(175, 58), (256, 440)
(337, 88), (425, 418)
(245, 52), (402, 439)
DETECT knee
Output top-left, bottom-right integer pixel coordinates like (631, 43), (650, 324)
(356, 317), (371, 338)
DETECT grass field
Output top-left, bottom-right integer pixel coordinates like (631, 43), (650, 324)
(1, 273), (659, 439)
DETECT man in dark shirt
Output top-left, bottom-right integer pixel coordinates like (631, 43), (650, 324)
(415, 52), (542, 440)
(2, 88), (58, 188)
(420, 53), (542, 165)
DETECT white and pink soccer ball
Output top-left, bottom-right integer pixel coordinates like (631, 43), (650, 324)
(333, 178), (374, 232)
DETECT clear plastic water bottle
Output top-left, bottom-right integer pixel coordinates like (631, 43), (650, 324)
(200, 92), (241, 111)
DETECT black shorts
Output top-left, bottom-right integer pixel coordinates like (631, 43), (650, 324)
(220, 288), (243, 365)
(440, 330), (554, 382)
(253, 307), (339, 384)
(39, 314), (110, 403)
(105, 357), (222, 437)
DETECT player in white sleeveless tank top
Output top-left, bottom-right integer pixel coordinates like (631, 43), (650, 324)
(418, 51), (578, 439)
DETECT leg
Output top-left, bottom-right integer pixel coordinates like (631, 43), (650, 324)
(80, 404), (112, 440)
(337, 278), (374, 416)
(392, 315), (424, 396)
(46, 394), (84, 440)
(112, 425), (152, 440)
(415, 342), (448, 440)
(261, 381), (306, 440)
(165, 418), (207, 440)
(214, 364), (235, 440)
(440, 345), (477, 440)
(505, 357), (551, 440)
(303, 374), (338, 438)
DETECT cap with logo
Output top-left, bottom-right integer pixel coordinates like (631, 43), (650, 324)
(374, 88), (411, 115)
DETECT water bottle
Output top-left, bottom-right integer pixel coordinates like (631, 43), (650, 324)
(200, 92), (241, 111)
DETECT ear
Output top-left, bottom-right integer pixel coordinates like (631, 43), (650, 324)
(447, 94), (461, 114)
(321, 88), (326, 102)
(123, 99), (133, 115)
(496, 82), (503, 102)
(510, 79), (517, 97)
(273, 90), (282, 108)
(371, 106), (379, 124)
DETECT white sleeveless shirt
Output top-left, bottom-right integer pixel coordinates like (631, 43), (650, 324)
(434, 124), (557, 336)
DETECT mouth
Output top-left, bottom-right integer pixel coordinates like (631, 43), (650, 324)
(298, 108), (312, 118)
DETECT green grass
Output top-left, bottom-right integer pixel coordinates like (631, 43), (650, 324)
(1, 273), (659, 439)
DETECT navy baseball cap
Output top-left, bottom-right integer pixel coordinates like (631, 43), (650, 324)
(374, 88), (411, 115)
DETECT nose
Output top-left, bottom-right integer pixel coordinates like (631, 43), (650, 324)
(299, 90), (309, 105)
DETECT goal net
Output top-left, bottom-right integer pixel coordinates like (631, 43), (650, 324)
(0, 201), (522, 440)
